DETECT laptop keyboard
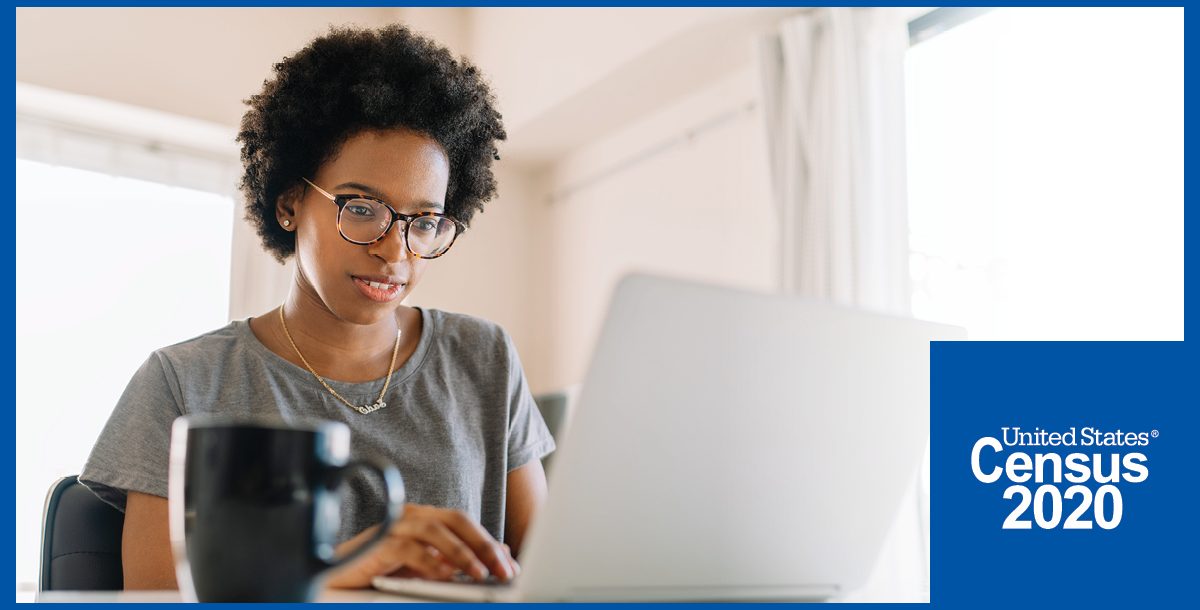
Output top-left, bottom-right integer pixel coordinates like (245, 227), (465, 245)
(450, 572), (512, 587)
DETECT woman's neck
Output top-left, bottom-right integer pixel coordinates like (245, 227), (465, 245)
(251, 284), (420, 384)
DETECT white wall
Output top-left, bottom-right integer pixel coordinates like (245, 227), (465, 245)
(541, 64), (775, 389)
(469, 8), (737, 132)
(16, 8), (398, 127)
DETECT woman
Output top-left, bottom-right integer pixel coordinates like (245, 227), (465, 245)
(79, 24), (554, 590)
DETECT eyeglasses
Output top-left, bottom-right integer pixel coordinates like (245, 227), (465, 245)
(302, 178), (463, 259)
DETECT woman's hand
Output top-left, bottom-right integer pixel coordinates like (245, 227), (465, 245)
(325, 503), (519, 589)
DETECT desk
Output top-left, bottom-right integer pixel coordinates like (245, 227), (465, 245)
(21, 588), (908, 603)
(24, 589), (429, 603)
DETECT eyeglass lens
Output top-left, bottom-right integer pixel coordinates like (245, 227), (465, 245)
(338, 198), (456, 257)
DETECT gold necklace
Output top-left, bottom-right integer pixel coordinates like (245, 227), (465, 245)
(278, 306), (402, 415)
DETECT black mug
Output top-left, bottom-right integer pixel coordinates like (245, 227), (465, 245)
(167, 415), (404, 602)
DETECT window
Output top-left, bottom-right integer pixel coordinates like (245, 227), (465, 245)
(14, 159), (233, 591)
(905, 8), (1183, 339)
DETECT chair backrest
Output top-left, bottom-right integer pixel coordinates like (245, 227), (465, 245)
(40, 475), (125, 591)
(533, 391), (571, 474)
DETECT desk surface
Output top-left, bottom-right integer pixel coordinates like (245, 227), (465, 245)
(23, 589), (428, 603)
(20, 588), (916, 603)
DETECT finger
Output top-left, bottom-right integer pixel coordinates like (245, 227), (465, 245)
(438, 511), (514, 581)
(385, 566), (422, 578)
(424, 546), (463, 581)
(353, 536), (453, 583)
(404, 519), (491, 581)
(502, 544), (521, 577)
(333, 529), (404, 581)
(396, 542), (456, 581)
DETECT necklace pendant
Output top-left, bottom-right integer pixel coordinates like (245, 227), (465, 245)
(358, 400), (387, 415)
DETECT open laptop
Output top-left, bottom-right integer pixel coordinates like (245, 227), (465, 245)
(373, 273), (964, 602)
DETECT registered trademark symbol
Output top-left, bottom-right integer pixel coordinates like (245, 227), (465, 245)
(1151, 430), (1159, 438)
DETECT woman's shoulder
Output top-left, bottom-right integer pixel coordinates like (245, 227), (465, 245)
(148, 320), (251, 370)
(424, 308), (514, 352)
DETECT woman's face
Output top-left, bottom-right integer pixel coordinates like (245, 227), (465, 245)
(282, 128), (451, 325)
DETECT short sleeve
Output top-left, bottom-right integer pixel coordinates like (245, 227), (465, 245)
(503, 333), (556, 472)
(79, 352), (185, 512)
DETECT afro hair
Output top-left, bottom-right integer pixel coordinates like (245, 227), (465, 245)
(237, 24), (507, 262)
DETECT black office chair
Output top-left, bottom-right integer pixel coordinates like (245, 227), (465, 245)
(40, 475), (125, 591)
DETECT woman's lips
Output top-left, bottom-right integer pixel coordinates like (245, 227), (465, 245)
(352, 276), (404, 302)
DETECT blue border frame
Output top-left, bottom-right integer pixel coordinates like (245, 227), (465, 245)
(7, 3), (1190, 607)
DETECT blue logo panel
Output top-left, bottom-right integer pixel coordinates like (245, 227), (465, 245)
(932, 342), (1197, 608)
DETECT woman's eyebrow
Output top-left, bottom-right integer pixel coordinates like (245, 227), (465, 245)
(332, 181), (443, 210)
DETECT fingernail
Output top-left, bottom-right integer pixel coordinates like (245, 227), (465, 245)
(473, 562), (489, 580)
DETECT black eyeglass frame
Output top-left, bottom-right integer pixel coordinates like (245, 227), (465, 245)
(302, 177), (464, 259)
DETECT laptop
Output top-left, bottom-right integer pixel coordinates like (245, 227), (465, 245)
(373, 273), (964, 602)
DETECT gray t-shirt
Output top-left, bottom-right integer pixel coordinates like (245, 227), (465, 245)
(80, 307), (555, 544)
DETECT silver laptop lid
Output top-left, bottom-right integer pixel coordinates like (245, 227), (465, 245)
(517, 273), (963, 601)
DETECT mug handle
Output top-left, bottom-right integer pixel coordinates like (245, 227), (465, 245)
(319, 457), (406, 571)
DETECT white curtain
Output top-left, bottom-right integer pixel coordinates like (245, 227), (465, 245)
(757, 8), (928, 602)
(758, 8), (911, 314)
